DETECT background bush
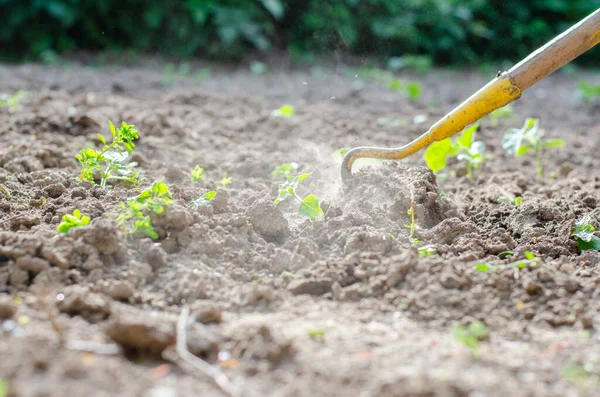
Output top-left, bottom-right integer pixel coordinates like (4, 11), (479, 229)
(1, 0), (599, 65)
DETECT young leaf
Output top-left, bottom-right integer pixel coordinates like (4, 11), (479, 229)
(475, 263), (494, 272)
(299, 194), (322, 220)
(97, 134), (106, 145)
(424, 138), (453, 173)
(542, 139), (566, 148)
(456, 122), (479, 149)
(272, 162), (299, 178)
(191, 190), (217, 208)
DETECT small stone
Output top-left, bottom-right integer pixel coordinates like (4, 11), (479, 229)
(561, 277), (580, 293)
(246, 199), (289, 242)
(16, 255), (50, 274)
(287, 278), (332, 296)
(524, 280), (542, 295)
(211, 189), (228, 213)
(147, 244), (167, 269)
(439, 272), (462, 289)
(191, 302), (222, 324)
(97, 280), (135, 301)
(44, 183), (66, 198)
(0, 298), (17, 319)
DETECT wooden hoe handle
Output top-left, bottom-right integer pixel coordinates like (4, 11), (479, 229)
(341, 8), (600, 182)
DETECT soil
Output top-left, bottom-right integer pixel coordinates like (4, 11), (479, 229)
(1, 57), (600, 397)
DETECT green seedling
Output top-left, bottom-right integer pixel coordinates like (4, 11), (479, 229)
(404, 189), (419, 245)
(487, 104), (514, 127)
(0, 91), (27, 109)
(116, 181), (174, 240)
(76, 121), (140, 187)
(497, 196), (523, 205)
(424, 122), (489, 178)
(451, 321), (489, 357)
(572, 214), (600, 251)
(220, 174), (232, 188)
(307, 328), (326, 340)
(274, 173), (323, 220)
(191, 190), (216, 208)
(190, 165), (205, 182)
(418, 245), (437, 258)
(388, 79), (422, 101)
(272, 162), (299, 178)
(271, 104), (295, 118)
(502, 118), (565, 179)
(57, 209), (90, 233)
(475, 251), (541, 272)
(194, 68), (212, 84)
(577, 82), (600, 103)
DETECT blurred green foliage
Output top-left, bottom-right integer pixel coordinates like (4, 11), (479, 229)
(1, 0), (599, 64)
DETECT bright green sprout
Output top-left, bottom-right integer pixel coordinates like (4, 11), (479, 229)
(502, 118), (565, 179)
(190, 165), (205, 182)
(388, 79), (422, 101)
(497, 196), (523, 205)
(274, 173), (323, 221)
(424, 122), (489, 179)
(272, 162), (299, 178)
(57, 209), (90, 233)
(475, 251), (541, 272)
(307, 328), (326, 340)
(271, 104), (296, 118)
(220, 174), (232, 188)
(76, 121), (140, 187)
(572, 215), (600, 252)
(0, 91), (27, 110)
(116, 181), (174, 240)
(451, 321), (489, 357)
(404, 189), (419, 245)
(418, 245), (437, 258)
(191, 190), (217, 208)
(487, 104), (514, 127)
(577, 82), (600, 103)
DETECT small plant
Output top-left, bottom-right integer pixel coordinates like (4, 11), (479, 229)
(274, 173), (323, 220)
(404, 189), (419, 245)
(220, 174), (232, 188)
(0, 377), (8, 397)
(502, 118), (565, 179)
(116, 181), (174, 240)
(190, 165), (205, 182)
(572, 215), (600, 251)
(451, 321), (489, 357)
(271, 104), (295, 117)
(475, 251), (541, 272)
(76, 121), (140, 187)
(191, 190), (217, 208)
(424, 122), (489, 178)
(497, 196), (523, 205)
(418, 245), (437, 258)
(0, 91), (27, 110)
(577, 82), (600, 103)
(272, 162), (299, 178)
(57, 209), (90, 233)
(307, 328), (326, 340)
(487, 104), (514, 127)
(388, 79), (422, 101)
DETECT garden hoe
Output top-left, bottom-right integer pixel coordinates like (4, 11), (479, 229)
(341, 8), (600, 182)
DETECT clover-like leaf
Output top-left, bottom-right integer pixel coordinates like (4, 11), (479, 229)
(299, 194), (322, 220)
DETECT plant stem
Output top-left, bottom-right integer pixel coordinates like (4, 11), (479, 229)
(535, 147), (543, 179)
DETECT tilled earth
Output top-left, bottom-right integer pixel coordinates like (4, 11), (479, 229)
(1, 59), (600, 397)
